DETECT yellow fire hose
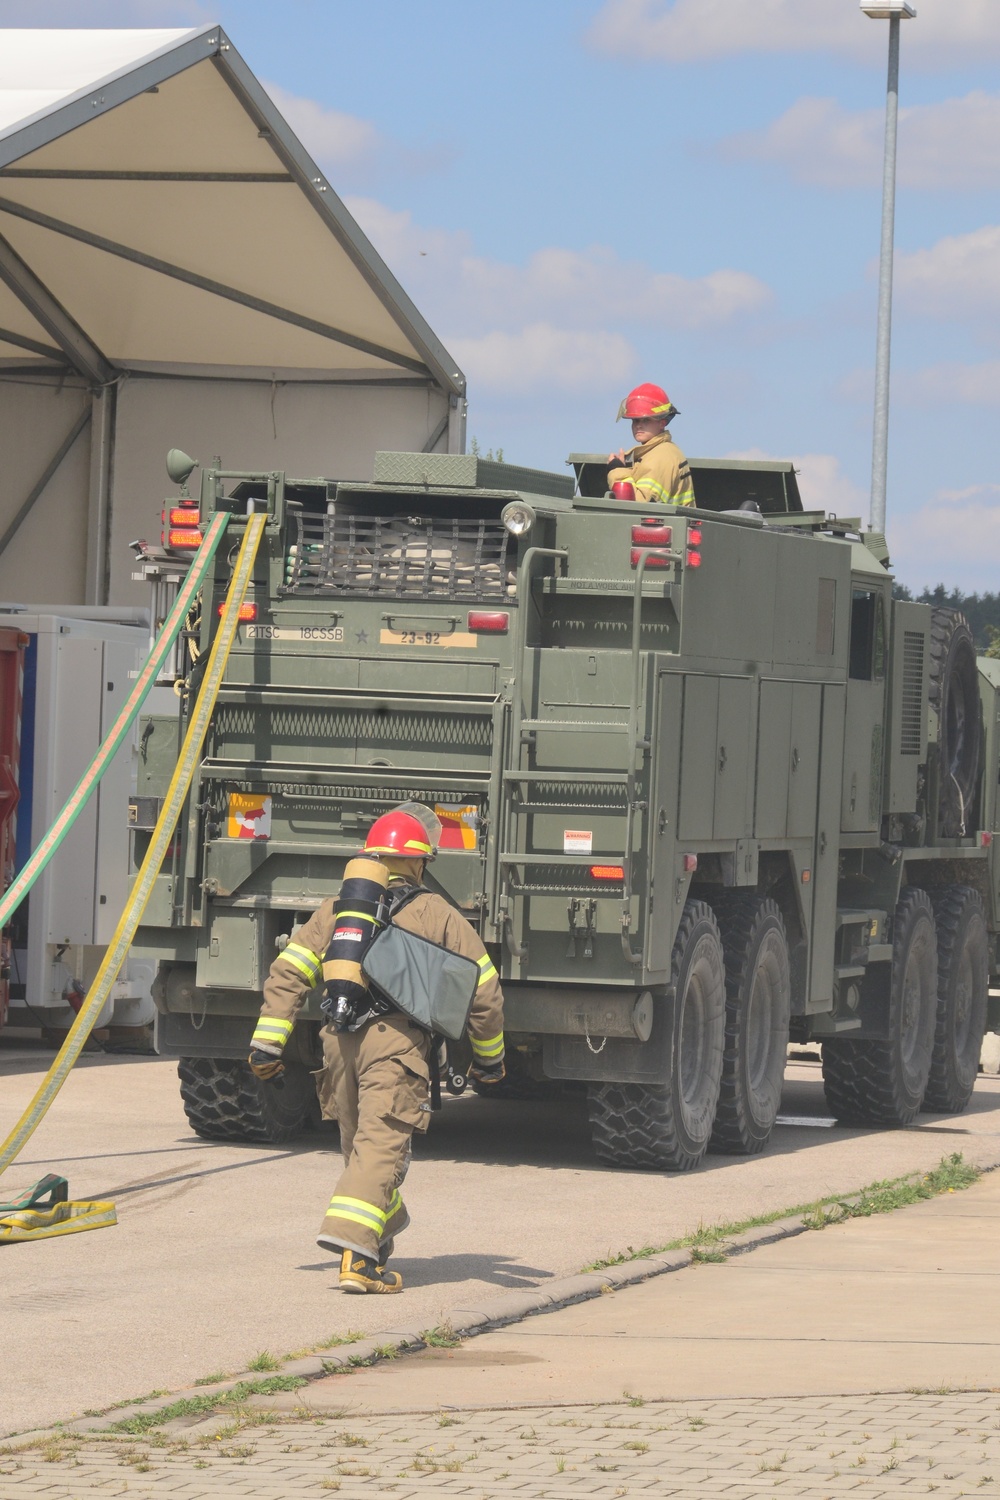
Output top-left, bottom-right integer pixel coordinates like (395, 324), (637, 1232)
(0, 513), (266, 1179)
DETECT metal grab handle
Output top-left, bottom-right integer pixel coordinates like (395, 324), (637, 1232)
(381, 613), (460, 633)
(621, 547), (674, 966)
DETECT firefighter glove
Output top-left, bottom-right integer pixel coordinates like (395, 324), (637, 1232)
(248, 1047), (285, 1082)
(468, 1058), (506, 1086)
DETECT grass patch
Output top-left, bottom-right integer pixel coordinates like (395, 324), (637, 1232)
(107, 1377), (307, 1435)
(583, 1153), (980, 1271)
(193, 1372), (233, 1387)
(420, 1324), (461, 1349)
(246, 1351), (282, 1373)
(287, 1330), (364, 1358)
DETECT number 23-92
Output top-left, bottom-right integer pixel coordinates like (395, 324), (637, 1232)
(400, 630), (441, 645)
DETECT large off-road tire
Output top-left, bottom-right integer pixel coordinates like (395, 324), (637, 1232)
(709, 896), (791, 1155)
(923, 886), (988, 1114)
(587, 900), (725, 1171)
(822, 887), (937, 1127)
(178, 1056), (316, 1143)
(929, 609), (982, 838)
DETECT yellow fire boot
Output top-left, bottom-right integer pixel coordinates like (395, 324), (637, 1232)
(339, 1248), (403, 1294)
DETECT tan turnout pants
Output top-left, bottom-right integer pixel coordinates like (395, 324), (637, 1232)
(315, 1012), (431, 1259)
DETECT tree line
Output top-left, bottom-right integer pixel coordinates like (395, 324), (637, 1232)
(892, 584), (1000, 657)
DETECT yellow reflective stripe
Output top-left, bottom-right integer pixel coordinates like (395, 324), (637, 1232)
(471, 1032), (505, 1058)
(335, 911), (378, 923)
(387, 1188), (403, 1217)
(477, 964), (498, 986)
(252, 1017), (293, 1045)
(326, 1195), (387, 1232)
(635, 477), (669, 503)
(278, 946), (321, 984)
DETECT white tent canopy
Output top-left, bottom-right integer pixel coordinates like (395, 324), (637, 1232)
(0, 26), (465, 605)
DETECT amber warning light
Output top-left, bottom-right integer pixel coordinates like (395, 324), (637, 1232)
(590, 864), (625, 881)
(163, 502), (203, 549)
(216, 602), (258, 622)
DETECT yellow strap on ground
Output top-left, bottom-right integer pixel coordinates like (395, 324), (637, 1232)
(0, 512), (266, 1180)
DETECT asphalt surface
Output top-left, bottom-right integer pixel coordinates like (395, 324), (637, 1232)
(3, 1037), (1000, 1438)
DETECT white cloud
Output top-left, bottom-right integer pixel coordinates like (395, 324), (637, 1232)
(892, 485), (1000, 592)
(895, 361), (1000, 405)
(264, 83), (381, 173)
(722, 93), (1000, 192)
(263, 84), (453, 187)
(726, 448), (867, 517)
(896, 227), (1000, 325)
(347, 197), (772, 336)
(450, 325), (635, 394)
(587, 0), (1000, 69)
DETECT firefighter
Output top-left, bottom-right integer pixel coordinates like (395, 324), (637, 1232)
(247, 804), (505, 1295)
(607, 382), (695, 506)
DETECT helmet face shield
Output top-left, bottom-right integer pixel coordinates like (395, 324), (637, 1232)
(395, 801), (443, 855)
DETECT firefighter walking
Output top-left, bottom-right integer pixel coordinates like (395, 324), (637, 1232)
(247, 804), (505, 1294)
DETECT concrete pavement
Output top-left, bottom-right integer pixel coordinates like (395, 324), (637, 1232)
(4, 1166), (1000, 1497)
(4, 1038), (1000, 1437)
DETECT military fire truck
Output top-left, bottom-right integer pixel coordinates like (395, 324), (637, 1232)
(133, 449), (1000, 1169)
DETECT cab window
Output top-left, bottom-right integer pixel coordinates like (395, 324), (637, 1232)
(849, 589), (886, 681)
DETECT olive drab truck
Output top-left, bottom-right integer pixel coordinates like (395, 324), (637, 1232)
(132, 449), (1000, 1168)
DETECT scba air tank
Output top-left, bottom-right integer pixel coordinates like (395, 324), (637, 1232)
(321, 855), (390, 1029)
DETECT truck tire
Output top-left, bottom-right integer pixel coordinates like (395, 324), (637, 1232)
(178, 1056), (316, 1144)
(923, 886), (988, 1114)
(587, 900), (725, 1171)
(929, 609), (982, 838)
(822, 887), (937, 1126)
(709, 896), (790, 1155)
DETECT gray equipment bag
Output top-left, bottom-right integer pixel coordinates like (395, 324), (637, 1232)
(361, 925), (479, 1041)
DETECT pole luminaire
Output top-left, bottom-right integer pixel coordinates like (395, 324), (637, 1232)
(861, 0), (916, 537)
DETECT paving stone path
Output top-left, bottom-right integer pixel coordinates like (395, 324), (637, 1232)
(4, 1391), (1000, 1499)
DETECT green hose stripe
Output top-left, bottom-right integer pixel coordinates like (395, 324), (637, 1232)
(0, 511), (231, 931)
(0, 514), (265, 1178)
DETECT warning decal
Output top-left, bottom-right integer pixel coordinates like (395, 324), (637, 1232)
(227, 792), (272, 840)
(563, 829), (593, 854)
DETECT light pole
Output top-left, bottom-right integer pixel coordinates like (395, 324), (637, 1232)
(861, 0), (916, 537)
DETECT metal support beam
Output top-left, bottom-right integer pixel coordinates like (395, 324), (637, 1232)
(0, 170), (293, 182)
(0, 405), (92, 562)
(212, 39), (466, 400)
(448, 394), (468, 455)
(0, 196), (430, 377)
(0, 326), (68, 361)
(421, 412), (450, 454)
(85, 386), (116, 606)
(0, 232), (114, 386)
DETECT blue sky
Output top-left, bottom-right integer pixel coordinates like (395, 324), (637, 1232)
(7, 0), (1000, 592)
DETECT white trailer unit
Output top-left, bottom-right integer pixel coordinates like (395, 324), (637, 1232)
(0, 606), (153, 1030)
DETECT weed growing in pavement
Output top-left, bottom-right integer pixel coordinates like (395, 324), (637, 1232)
(105, 1376), (307, 1434)
(690, 1246), (728, 1264)
(246, 1350), (282, 1372)
(623, 1391), (645, 1407)
(421, 1324), (461, 1348)
(583, 1153), (981, 1270)
(437, 1414), (460, 1427)
(194, 1371), (233, 1386)
(623, 1441), (649, 1454)
(335, 1431), (369, 1448)
(288, 1330), (364, 1357)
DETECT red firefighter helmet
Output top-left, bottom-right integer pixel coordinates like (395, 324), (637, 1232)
(617, 383), (678, 422)
(363, 809), (437, 861)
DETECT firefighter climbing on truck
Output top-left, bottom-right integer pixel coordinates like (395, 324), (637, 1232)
(247, 803), (505, 1294)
